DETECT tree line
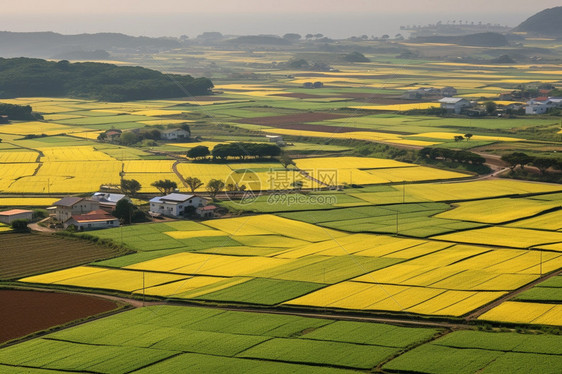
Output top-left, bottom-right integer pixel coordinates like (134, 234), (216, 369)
(0, 57), (213, 102)
(501, 152), (562, 175)
(187, 142), (281, 160)
(419, 147), (486, 165)
(0, 103), (42, 120)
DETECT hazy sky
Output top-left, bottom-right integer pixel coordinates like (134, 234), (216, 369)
(4, 0), (561, 14)
(2, 0), (560, 38)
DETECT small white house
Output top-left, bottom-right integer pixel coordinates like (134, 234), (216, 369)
(149, 193), (206, 217)
(438, 97), (471, 114)
(63, 210), (120, 231)
(160, 128), (190, 141)
(0, 209), (33, 224)
(265, 135), (283, 143)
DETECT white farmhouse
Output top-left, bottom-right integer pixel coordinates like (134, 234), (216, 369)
(525, 97), (562, 115)
(438, 97), (471, 114)
(160, 128), (190, 141)
(149, 193), (206, 217)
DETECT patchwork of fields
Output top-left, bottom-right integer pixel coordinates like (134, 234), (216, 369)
(1, 305), (561, 373)
(2, 34), (562, 372)
(19, 185), (562, 319)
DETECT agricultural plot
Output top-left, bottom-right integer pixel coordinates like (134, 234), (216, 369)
(0, 290), (119, 344)
(0, 233), (126, 280)
(0, 305), (441, 372)
(515, 275), (562, 302)
(383, 330), (562, 373)
(279, 203), (484, 237)
(433, 227), (562, 249)
(435, 197), (561, 224)
(479, 301), (562, 326)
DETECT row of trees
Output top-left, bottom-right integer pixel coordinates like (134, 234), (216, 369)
(501, 152), (562, 175)
(187, 142), (281, 160)
(419, 147), (486, 165)
(122, 178), (226, 200)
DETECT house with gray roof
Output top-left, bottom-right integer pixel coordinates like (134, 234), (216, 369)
(438, 97), (471, 114)
(52, 197), (100, 222)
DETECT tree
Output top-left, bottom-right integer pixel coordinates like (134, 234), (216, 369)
(187, 145), (210, 159)
(185, 176), (204, 193)
(501, 153), (519, 171)
(464, 133), (473, 141)
(502, 152), (533, 171)
(180, 123), (191, 136)
(513, 152), (534, 170)
(11, 219), (30, 233)
(283, 33), (301, 42)
(532, 157), (555, 175)
(119, 131), (138, 145)
(121, 179), (141, 197)
(206, 179), (225, 199)
(112, 199), (134, 224)
(151, 179), (177, 195)
(485, 101), (497, 115)
(279, 153), (295, 169)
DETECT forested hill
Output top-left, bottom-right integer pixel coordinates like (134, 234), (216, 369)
(513, 7), (562, 36)
(0, 58), (213, 102)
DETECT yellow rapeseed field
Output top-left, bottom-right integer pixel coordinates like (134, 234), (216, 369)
(432, 227), (562, 249)
(478, 301), (559, 325)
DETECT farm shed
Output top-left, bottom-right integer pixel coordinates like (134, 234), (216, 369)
(0, 209), (33, 224)
(196, 205), (217, 218)
(438, 97), (471, 114)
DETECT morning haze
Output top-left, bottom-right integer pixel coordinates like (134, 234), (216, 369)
(2, 0), (561, 38)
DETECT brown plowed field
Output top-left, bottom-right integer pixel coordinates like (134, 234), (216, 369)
(0, 290), (120, 343)
(0, 233), (126, 280)
(237, 112), (351, 126)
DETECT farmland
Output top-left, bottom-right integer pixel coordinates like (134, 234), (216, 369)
(1, 18), (562, 373)
(0, 233), (128, 280)
(0, 290), (120, 344)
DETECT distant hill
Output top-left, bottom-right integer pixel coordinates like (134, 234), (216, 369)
(413, 32), (508, 47)
(0, 58), (213, 102)
(0, 32), (181, 59)
(513, 7), (562, 36)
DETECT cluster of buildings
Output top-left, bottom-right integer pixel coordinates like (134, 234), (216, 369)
(524, 97), (562, 115)
(0, 192), (216, 232)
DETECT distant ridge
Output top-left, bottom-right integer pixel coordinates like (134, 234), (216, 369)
(0, 31), (181, 58)
(513, 7), (562, 36)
